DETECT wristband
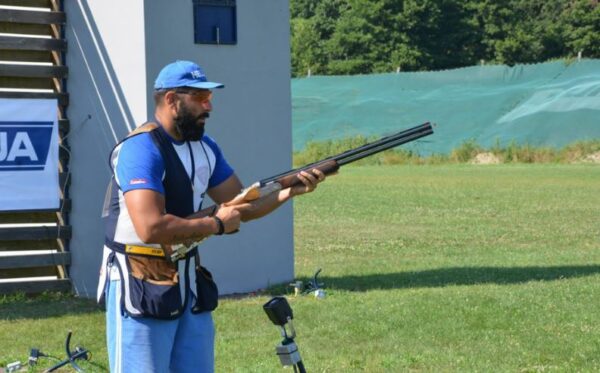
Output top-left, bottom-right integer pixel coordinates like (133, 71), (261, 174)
(212, 216), (225, 235)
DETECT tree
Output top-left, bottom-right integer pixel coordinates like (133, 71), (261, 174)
(562, 0), (600, 57)
(290, 0), (348, 76)
(289, 0), (600, 75)
(291, 18), (326, 76)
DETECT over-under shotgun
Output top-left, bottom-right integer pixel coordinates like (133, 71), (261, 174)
(170, 122), (434, 260)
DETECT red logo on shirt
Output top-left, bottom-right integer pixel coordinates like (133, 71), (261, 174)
(130, 178), (148, 185)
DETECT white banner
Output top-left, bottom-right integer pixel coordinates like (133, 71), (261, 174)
(0, 98), (60, 211)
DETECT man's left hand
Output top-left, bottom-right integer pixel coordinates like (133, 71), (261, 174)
(290, 169), (327, 197)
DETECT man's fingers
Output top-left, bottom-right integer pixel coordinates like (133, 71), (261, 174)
(234, 203), (253, 211)
(291, 169), (328, 196)
(299, 170), (317, 185)
(311, 168), (326, 181)
(297, 175), (315, 191)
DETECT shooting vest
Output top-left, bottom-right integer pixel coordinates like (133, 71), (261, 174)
(98, 123), (218, 319)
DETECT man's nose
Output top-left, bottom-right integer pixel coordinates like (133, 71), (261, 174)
(201, 100), (212, 111)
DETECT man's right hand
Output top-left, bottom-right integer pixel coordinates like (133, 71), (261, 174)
(214, 204), (244, 234)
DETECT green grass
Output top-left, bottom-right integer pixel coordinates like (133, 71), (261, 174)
(293, 137), (600, 166)
(2, 164), (600, 372)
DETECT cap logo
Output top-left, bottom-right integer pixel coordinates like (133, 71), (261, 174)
(190, 70), (203, 79)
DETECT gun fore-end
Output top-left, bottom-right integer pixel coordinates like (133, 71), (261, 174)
(275, 159), (340, 189)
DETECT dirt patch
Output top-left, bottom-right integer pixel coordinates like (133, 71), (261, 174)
(470, 152), (501, 164)
(583, 151), (600, 163)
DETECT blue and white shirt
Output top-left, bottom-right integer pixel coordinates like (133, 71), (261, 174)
(98, 128), (234, 307)
(107, 132), (233, 246)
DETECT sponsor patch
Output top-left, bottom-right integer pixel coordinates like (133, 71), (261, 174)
(130, 178), (148, 185)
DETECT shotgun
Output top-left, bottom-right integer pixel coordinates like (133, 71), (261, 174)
(169, 122), (434, 261)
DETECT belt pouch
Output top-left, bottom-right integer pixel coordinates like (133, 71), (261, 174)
(126, 254), (183, 319)
(192, 252), (219, 313)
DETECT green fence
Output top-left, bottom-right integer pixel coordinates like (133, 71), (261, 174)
(292, 59), (600, 154)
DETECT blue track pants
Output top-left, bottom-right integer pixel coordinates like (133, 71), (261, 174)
(105, 280), (215, 373)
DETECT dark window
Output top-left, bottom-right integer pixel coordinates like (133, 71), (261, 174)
(193, 0), (237, 45)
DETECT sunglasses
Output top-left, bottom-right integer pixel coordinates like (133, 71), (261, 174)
(173, 88), (212, 102)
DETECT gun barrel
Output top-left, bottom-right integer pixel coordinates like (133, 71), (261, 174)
(332, 122), (432, 164)
(260, 122), (433, 186)
(337, 124), (433, 166)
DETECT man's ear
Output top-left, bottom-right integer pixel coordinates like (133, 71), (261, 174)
(164, 91), (178, 110)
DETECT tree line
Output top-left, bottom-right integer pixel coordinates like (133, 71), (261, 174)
(290, 0), (599, 76)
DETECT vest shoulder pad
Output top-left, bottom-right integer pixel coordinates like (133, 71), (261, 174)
(107, 122), (159, 172)
(127, 122), (159, 138)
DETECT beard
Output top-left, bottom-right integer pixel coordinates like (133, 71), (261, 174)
(174, 103), (209, 141)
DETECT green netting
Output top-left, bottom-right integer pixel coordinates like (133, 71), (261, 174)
(292, 59), (600, 154)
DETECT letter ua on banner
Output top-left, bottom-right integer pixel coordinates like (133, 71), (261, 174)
(0, 122), (52, 170)
(0, 99), (59, 211)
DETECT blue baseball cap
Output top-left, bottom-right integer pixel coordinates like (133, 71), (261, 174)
(154, 60), (224, 90)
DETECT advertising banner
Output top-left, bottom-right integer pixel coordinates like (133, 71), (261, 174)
(0, 98), (59, 211)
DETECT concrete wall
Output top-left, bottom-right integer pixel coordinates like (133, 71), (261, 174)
(144, 0), (294, 295)
(66, 0), (293, 296)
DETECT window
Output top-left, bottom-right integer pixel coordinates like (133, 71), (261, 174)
(193, 0), (237, 45)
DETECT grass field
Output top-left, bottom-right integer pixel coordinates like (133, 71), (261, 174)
(2, 164), (600, 372)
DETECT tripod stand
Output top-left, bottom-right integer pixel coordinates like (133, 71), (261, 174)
(263, 296), (306, 373)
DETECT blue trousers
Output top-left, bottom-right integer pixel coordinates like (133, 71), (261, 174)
(106, 280), (215, 373)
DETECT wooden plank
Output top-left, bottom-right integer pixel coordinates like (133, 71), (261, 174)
(58, 157), (66, 174)
(0, 240), (59, 251)
(59, 158), (68, 174)
(0, 90), (68, 106)
(0, 252), (70, 269)
(0, 9), (65, 25)
(0, 0), (53, 7)
(60, 171), (69, 191)
(59, 118), (69, 135)
(0, 211), (57, 223)
(51, 75), (61, 92)
(0, 225), (71, 241)
(59, 136), (69, 150)
(59, 143), (69, 164)
(0, 22), (50, 35)
(50, 0), (60, 12)
(0, 35), (66, 51)
(0, 279), (71, 294)
(55, 212), (68, 229)
(0, 49), (51, 63)
(0, 266), (57, 278)
(0, 200), (70, 222)
(0, 76), (54, 89)
(0, 64), (67, 78)
(0, 211), (64, 224)
(60, 198), (71, 212)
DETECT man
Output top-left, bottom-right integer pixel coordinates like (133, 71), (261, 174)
(97, 60), (325, 372)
